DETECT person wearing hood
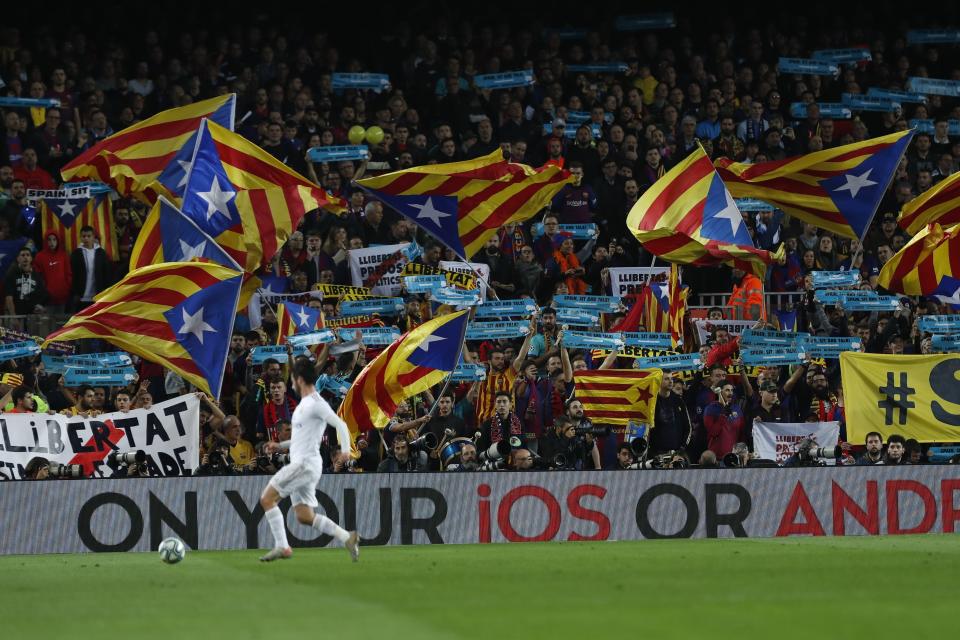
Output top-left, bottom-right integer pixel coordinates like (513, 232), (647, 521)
(33, 231), (72, 312)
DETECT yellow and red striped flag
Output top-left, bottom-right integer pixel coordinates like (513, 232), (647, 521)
(628, 147), (783, 278)
(640, 282), (670, 334)
(338, 310), (469, 434)
(39, 193), (117, 260)
(355, 149), (573, 260)
(44, 262), (243, 398)
(61, 95), (236, 203)
(131, 119), (345, 274)
(716, 130), (914, 239)
(666, 263), (688, 349)
(897, 171), (960, 235)
(877, 222), (960, 295)
(573, 369), (663, 426)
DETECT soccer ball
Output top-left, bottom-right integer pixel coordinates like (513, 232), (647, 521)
(158, 537), (186, 564)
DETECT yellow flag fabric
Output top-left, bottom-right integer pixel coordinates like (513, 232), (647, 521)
(840, 352), (960, 443)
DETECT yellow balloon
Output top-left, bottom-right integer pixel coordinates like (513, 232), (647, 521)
(348, 125), (366, 145)
(365, 126), (384, 145)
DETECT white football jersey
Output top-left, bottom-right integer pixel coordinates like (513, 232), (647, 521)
(289, 391), (352, 467)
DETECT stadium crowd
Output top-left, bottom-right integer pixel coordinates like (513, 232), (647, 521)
(1, 8), (959, 478)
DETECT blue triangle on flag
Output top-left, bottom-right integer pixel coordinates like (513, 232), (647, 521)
(932, 275), (960, 309)
(820, 131), (914, 239)
(41, 195), (94, 229)
(162, 275), (242, 396)
(284, 302), (322, 332)
(700, 173), (753, 246)
(405, 313), (468, 371)
(369, 191), (465, 258)
(156, 137), (196, 199)
(156, 197), (240, 269)
(259, 274), (288, 298)
(181, 121), (243, 238)
(650, 282), (670, 312)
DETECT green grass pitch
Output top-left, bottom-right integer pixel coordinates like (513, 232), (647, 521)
(2, 536), (957, 640)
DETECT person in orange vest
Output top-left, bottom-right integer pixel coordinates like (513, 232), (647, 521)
(728, 267), (764, 321)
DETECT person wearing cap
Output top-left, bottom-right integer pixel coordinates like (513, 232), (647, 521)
(866, 212), (906, 254)
(747, 380), (783, 426)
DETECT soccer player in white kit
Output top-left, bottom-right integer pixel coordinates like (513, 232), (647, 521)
(258, 359), (360, 562)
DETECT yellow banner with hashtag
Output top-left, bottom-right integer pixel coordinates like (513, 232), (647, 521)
(840, 353), (960, 443)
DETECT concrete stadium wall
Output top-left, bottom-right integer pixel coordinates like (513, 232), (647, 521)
(2, 467), (959, 554)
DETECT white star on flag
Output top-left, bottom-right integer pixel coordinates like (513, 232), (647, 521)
(935, 287), (960, 306)
(176, 160), (192, 189)
(409, 197), (451, 227)
(296, 307), (312, 327)
(416, 334), (445, 353)
(713, 188), (743, 237)
(834, 169), (877, 198)
(177, 306), (216, 344)
(58, 200), (78, 219)
(178, 238), (207, 260)
(198, 177), (236, 221)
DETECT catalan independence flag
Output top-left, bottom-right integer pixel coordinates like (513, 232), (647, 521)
(61, 95), (236, 203)
(898, 171), (960, 235)
(716, 130), (914, 239)
(39, 193), (118, 260)
(666, 263), (688, 349)
(338, 310), (469, 433)
(276, 301), (324, 344)
(170, 119), (345, 273)
(573, 369), (663, 426)
(640, 282), (670, 334)
(627, 147), (783, 277)
(355, 149), (573, 260)
(44, 262), (243, 398)
(877, 222), (960, 296)
(129, 196), (240, 270)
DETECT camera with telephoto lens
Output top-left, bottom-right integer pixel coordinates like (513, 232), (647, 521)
(108, 450), (148, 477)
(479, 440), (512, 463)
(479, 459), (506, 471)
(47, 463), (84, 478)
(629, 450), (688, 470)
(574, 423), (610, 438)
(796, 438), (840, 465)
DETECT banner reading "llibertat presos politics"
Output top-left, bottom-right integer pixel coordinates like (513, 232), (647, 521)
(0, 394), (200, 480)
(1, 466), (958, 555)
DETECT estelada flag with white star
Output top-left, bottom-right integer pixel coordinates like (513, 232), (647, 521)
(178, 119), (346, 273)
(129, 195), (241, 270)
(337, 310), (468, 433)
(39, 192), (118, 260)
(354, 148), (573, 260)
(276, 301), (325, 345)
(878, 221), (960, 297)
(627, 146), (783, 278)
(716, 129), (914, 239)
(44, 261), (243, 399)
(61, 94), (236, 204)
(573, 369), (663, 426)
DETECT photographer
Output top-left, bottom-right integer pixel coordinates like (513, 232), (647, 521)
(539, 416), (588, 470)
(607, 443), (635, 470)
(376, 435), (426, 473)
(507, 448), (534, 471)
(446, 442), (479, 471)
(565, 399), (602, 470)
(24, 456), (50, 480)
(857, 431), (884, 465)
(196, 439), (235, 476)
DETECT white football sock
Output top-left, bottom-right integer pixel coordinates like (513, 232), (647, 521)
(312, 514), (350, 543)
(264, 506), (290, 549)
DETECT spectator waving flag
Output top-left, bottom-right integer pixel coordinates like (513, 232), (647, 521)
(44, 262), (243, 399)
(627, 147), (783, 277)
(573, 369), (663, 426)
(355, 149), (573, 260)
(716, 130), (914, 239)
(877, 222), (960, 295)
(338, 310), (469, 433)
(60, 94), (236, 203)
(276, 301), (325, 344)
(129, 196), (241, 270)
(897, 171), (960, 235)
(39, 192), (117, 260)
(179, 119), (346, 273)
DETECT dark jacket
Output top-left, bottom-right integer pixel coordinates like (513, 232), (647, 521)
(69, 245), (110, 306)
(651, 392), (692, 454)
